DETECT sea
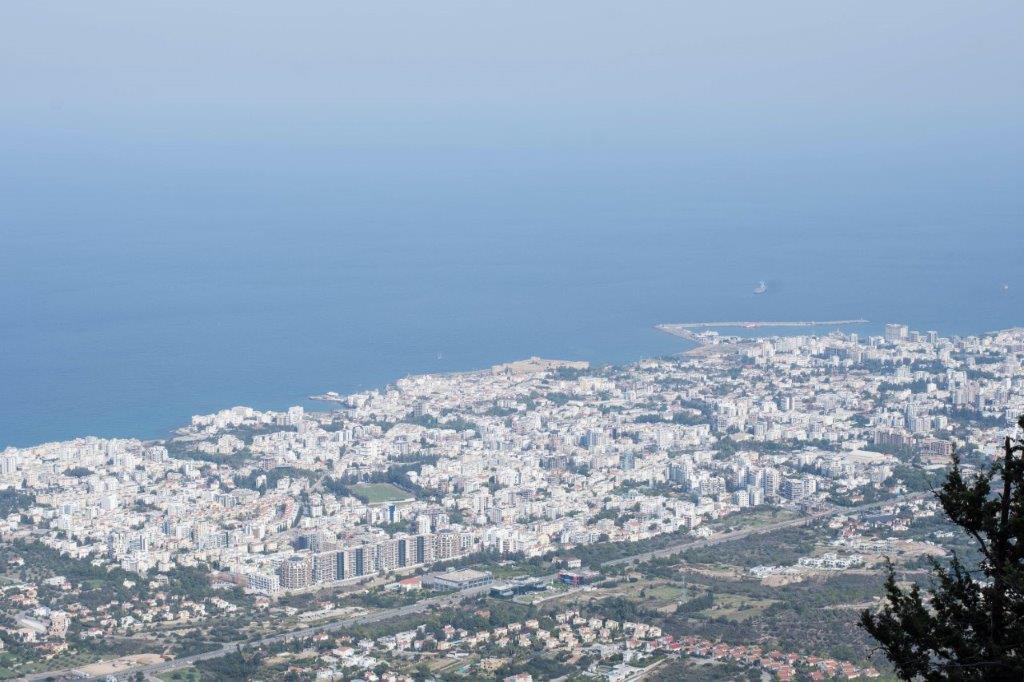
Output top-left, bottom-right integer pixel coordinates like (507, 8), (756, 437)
(2, 0), (1022, 448)
(2, 151), (1020, 450)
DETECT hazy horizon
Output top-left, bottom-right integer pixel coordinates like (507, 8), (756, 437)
(2, 1), (1022, 447)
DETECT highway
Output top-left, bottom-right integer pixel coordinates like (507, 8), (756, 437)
(602, 492), (929, 568)
(27, 491), (928, 681)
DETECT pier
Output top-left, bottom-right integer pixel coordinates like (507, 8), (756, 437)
(657, 319), (868, 343)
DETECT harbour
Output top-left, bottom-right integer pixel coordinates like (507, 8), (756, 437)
(657, 319), (869, 343)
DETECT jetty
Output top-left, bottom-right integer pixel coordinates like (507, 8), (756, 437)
(657, 319), (868, 343)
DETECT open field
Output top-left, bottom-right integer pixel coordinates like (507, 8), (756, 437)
(696, 593), (778, 621)
(709, 507), (801, 532)
(351, 482), (413, 504)
(77, 654), (165, 677)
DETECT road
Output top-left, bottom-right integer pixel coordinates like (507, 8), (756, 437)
(601, 492), (928, 568)
(27, 492), (928, 681)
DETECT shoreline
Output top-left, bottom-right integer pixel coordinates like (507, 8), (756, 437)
(6, 323), (1020, 452)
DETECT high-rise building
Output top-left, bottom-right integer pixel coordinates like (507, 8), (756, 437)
(781, 477), (806, 500)
(278, 555), (312, 589)
(885, 324), (909, 344)
(247, 572), (280, 594)
(312, 551), (337, 583)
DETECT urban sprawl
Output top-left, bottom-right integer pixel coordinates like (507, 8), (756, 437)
(1, 323), (1022, 680)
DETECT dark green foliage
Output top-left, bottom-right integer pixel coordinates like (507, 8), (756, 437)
(648, 659), (755, 681)
(343, 597), (531, 641)
(894, 464), (944, 493)
(1, 540), (143, 608)
(171, 638), (223, 658)
(170, 448), (252, 469)
(0, 489), (34, 517)
(193, 647), (262, 680)
(652, 571), (882, 663)
(860, 417), (1024, 680)
(346, 589), (422, 609)
(404, 413), (479, 433)
(161, 564), (248, 605)
(550, 527), (695, 567)
(233, 466), (318, 491)
(495, 655), (573, 680)
(323, 455), (437, 500)
(878, 379), (931, 394)
(680, 524), (817, 568)
(942, 407), (1009, 429)
(675, 591), (715, 614)
(550, 367), (587, 381)
(583, 595), (655, 623)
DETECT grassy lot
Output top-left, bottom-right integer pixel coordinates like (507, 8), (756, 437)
(644, 584), (686, 604)
(588, 578), (691, 610)
(696, 592), (778, 621)
(709, 507), (801, 532)
(351, 482), (414, 504)
(428, 654), (477, 673)
(0, 648), (104, 678)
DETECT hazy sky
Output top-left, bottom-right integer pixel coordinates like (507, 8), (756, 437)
(3, 2), (1021, 160)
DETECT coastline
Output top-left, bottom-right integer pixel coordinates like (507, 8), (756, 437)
(5, 322), (1020, 452)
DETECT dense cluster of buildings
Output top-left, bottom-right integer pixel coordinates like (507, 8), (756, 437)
(0, 327), (1021, 604)
(678, 635), (881, 680)
(299, 609), (883, 681)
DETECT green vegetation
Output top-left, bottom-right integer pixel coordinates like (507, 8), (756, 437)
(349, 482), (413, 504)
(861, 418), (1024, 679)
(159, 668), (202, 681)
(550, 527), (696, 568)
(344, 596), (533, 641)
(405, 413), (479, 433)
(495, 655), (573, 680)
(656, 571), (887, 664)
(0, 490), (34, 517)
(707, 506), (800, 532)
(233, 466), (319, 491)
(893, 464), (944, 492)
(193, 647), (263, 681)
(693, 592), (778, 621)
(681, 524), (818, 568)
(323, 455), (438, 500)
(344, 588), (423, 609)
(649, 659), (759, 681)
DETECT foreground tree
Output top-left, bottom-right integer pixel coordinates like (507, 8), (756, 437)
(860, 416), (1024, 680)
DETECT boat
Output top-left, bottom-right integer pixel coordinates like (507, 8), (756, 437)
(309, 391), (344, 402)
(754, 281), (768, 294)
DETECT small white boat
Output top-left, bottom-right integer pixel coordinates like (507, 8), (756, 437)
(754, 281), (768, 294)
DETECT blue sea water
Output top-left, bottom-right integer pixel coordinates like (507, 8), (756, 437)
(2, 153), (1020, 448)
(1, 1), (1022, 447)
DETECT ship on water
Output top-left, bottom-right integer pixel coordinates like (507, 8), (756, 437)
(309, 391), (344, 402)
(754, 280), (768, 294)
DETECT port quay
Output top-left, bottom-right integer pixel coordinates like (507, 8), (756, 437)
(657, 320), (869, 343)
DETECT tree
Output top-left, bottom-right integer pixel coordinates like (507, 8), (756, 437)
(860, 416), (1024, 680)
